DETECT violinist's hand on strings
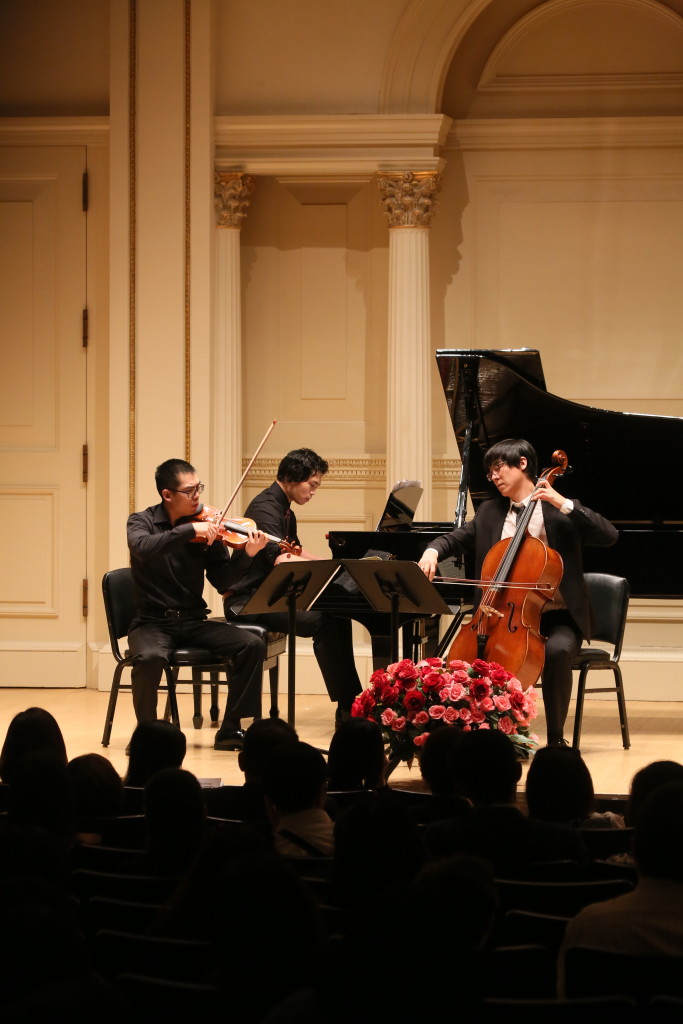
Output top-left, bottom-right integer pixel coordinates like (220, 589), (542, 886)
(418, 549), (439, 581)
(532, 478), (566, 509)
(193, 520), (219, 545)
(244, 529), (268, 558)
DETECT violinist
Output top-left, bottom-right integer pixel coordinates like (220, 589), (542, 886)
(418, 439), (618, 746)
(126, 458), (268, 751)
(224, 448), (363, 728)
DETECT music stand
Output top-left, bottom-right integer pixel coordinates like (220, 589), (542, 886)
(335, 559), (452, 664)
(239, 559), (341, 727)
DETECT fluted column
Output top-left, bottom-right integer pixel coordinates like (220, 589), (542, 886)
(378, 170), (441, 518)
(212, 171), (255, 512)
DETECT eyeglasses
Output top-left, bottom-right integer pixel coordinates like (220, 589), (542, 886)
(486, 462), (507, 482)
(171, 483), (204, 497)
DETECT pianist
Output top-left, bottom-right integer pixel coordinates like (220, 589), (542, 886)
(224, 448), (362, 728)
(418, 438), (618, 747)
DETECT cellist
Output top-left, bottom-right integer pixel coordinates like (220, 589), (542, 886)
(418, 439), (618, 747)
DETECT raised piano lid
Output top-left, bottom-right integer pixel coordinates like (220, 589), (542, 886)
(436, 348), (683, 598)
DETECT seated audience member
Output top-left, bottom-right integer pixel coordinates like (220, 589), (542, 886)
(326, 718), (387, 792)
(0, 707), (67, 784)
(525, 745), (623, 829)
(68, 753), (125, 839)
(625, 759), (683, 827)
(417, 725), (471, 823)
(7, 752), (76, 849)
(123, 719), (186, 788)
(140, 767), (208, 875)
(333, 788), (425, 917)
(425, 729), (586, 872)
(263, 741), (334, 857)
(559, 781), (683, 983)
(204, 717), (298, 822)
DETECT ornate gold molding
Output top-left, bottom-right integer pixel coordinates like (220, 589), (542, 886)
(241, 455), (460, 487)
(214, 171), (255, 227)
(377, 170), (441, 227)
(128, 0), (137, 514)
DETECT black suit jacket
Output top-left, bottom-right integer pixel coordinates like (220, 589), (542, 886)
(428, 497), (618, 640)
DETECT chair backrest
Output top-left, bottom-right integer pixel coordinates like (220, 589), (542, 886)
(102, 568), (136, 654)
(585, 572), (630, 656)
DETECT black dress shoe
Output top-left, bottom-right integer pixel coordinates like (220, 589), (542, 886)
(547, 737), (569, 747)
(214, 729), (245, 751)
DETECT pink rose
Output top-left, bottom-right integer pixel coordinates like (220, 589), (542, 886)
(381, 708), (397, 726)
(493, 694), (511, 711)
(413, 710), (430, 726)
(429, 704), (446, 720)
(506, 677), (523, 693)
(458, 707), (472, 723)
(447, 659), (470, 672)
(480, 696), (495, 712)
(391, 716), (407, 732)
(419, 657), (444, 670)
(470, 708), (486, 724)
(394, 659), (419, 681)
(498, 715), (515, 735)
(444, 707), (459, 724)
(478, 722), (490, 729)
(451, 669), (470, 685)
(450, 682), (465, 701)
(439, 686), (453, 703)
(413, 732), (430, 747)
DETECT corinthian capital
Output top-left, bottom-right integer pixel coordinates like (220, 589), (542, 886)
(377, 171), (441, 227)
(214, 171), (255, 227)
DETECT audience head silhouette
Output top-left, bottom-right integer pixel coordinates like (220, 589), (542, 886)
(627, 759), (683, 826)
(451, 729), (521, 805)
(419, 724), (465, 797)
(525, 744), (595, 824)
(0, 707), (67, 784)
(124, 719), (186, 788)
(326, 717), (386, 791)
(238, 717), (298, 784)
(263, 741), (327, 814)
(633, 781), (683, 881)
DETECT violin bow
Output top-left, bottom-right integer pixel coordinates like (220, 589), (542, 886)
(218, 419), (277, 524)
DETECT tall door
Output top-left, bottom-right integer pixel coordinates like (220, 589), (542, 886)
(0, 146), (88, 686)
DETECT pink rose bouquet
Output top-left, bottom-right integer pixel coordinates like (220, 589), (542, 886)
(351, 656), (538, 764)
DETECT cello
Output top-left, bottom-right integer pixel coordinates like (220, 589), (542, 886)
(446, 450), (569, 689)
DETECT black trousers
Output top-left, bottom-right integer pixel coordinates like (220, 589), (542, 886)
(540, 610), (582, 741)
(226, 604), (362, 710)
(128, 617), (266, 730)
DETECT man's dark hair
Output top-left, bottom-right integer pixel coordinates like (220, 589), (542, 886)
(155, 459), (196, 496)
(239, 718), (299, 783)
(263, 741), (327, 814)
(634, 781), (683, 881)
(277, 449), (329, 484)
(451, 729), (521, 805)
(483, 439), (537, 482)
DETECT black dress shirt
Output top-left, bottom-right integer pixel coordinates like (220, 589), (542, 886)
(127, 502), (248, 626)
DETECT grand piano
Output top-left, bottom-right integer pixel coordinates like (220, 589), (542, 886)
(323, 348), (683, 664)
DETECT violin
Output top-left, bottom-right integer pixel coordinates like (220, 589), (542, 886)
(189, 504), (302, 556)
(446, 450), (569, 689)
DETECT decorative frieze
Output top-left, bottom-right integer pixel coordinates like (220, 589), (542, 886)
(214, 171), (255, 227)
(377, 170), (441, 227)
(241, 455), (460, 487)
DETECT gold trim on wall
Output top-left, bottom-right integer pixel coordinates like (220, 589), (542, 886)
(241, 455), (460, 488)
(128, 0), (137, 514)
(184, 0), (191, 459)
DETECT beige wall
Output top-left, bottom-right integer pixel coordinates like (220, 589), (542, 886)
(0, 0), (681, 698)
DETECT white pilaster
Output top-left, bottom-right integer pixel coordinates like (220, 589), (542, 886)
(379, 170), (441, 518)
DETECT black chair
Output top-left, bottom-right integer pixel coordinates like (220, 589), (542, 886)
(564, 947), (683, 1004)
(101, 568), (286, 744)
(495, 877), (634, 918)
(92, 929), (214, 984)
(571, 573), (630, 750)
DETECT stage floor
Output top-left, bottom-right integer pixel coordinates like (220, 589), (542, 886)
(0, 687), (681, 798)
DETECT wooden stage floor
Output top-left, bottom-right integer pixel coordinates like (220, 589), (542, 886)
(0, 687), (681, 797)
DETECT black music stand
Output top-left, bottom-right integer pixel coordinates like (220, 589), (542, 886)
(239, 559), (342, 728)
(335, 559), (452, 665)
